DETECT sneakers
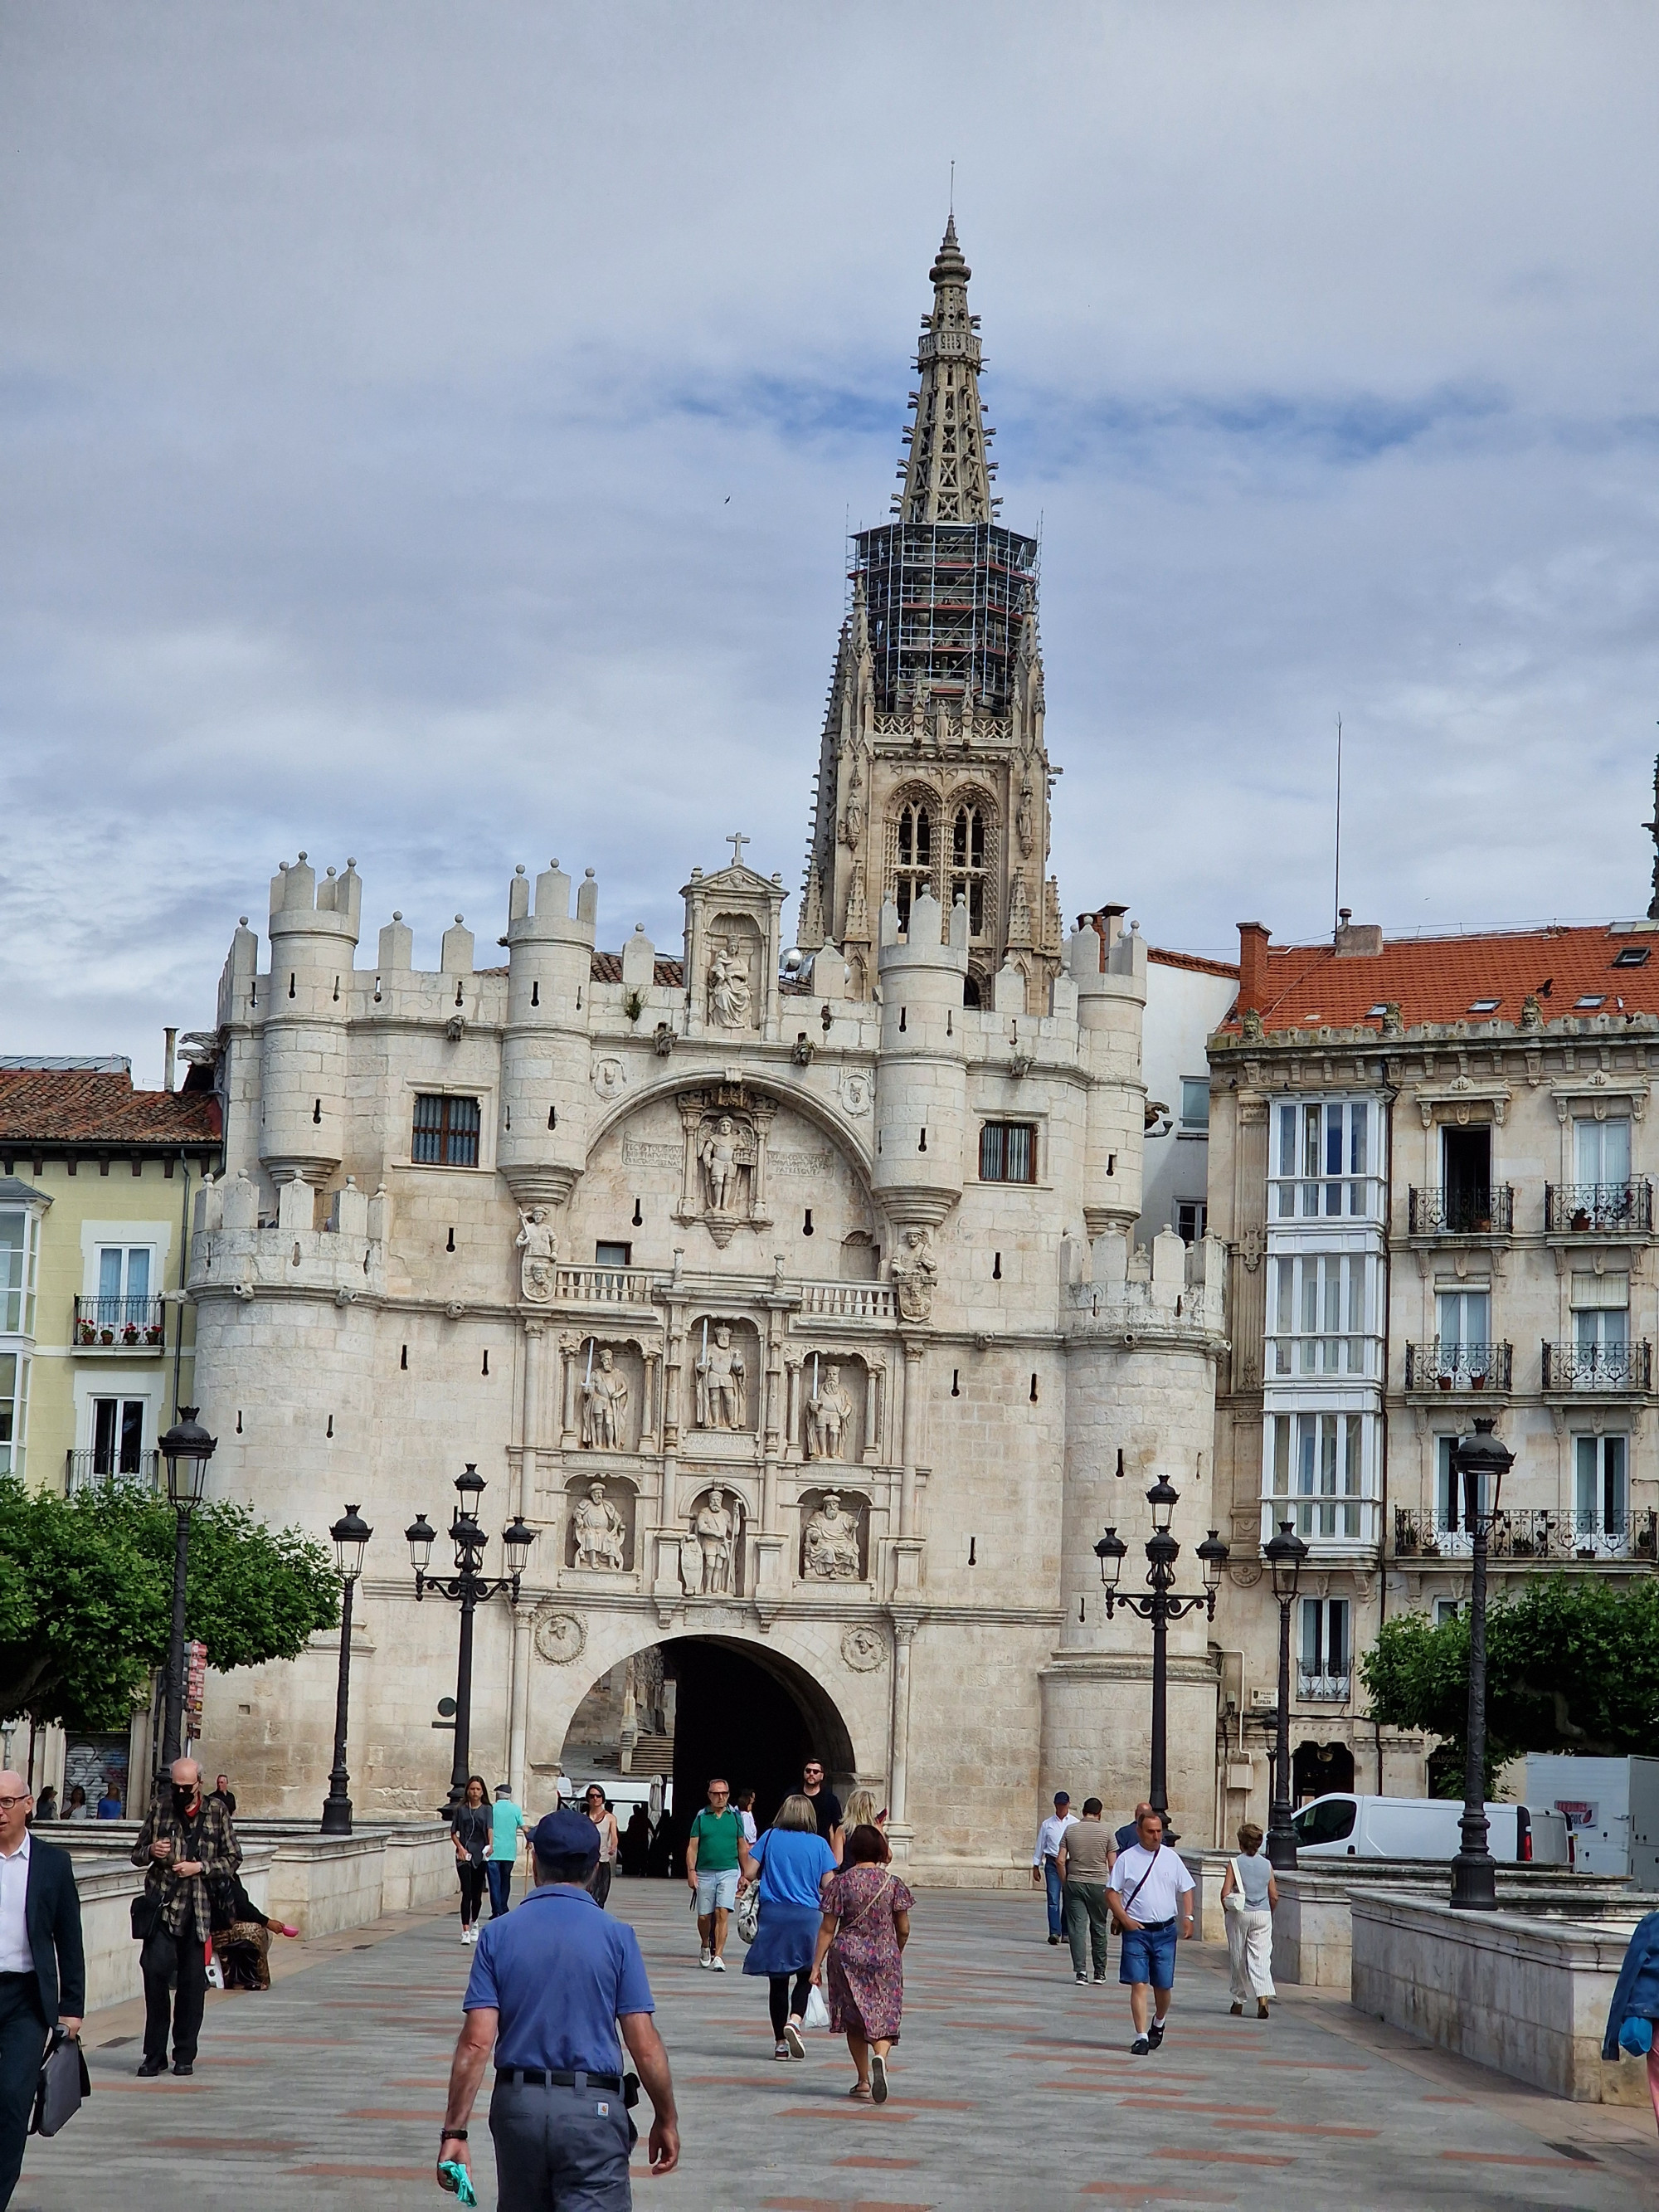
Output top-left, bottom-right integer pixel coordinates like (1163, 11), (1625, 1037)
(709, 1955), (726, 1972)
(784, 2019), (805, 2060)
(1093, 1971), (1107, 1983)
(1075, 1971), (1089, 1984)
(1048, 1933), (1061, 1946)
(1147, 2020), (1165, 2050)
(773, 2041), (791, 2060)
(1131, 2035), (1151, 2056)
(698, 1946), (712, 1968)
(870, 2051), (889, 2105)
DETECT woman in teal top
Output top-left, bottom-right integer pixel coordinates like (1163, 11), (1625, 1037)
(738, 1794), (837, 2059)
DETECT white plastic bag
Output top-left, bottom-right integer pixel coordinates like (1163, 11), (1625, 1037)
(803, 1981), (830, 2030)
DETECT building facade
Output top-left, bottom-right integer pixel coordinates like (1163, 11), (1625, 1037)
(184, 227), (1230, 1878)
(1207, 914), (1659, 1814)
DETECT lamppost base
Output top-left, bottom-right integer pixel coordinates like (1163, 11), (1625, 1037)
(1448, 1852), (1497, 1910)
(319, 1795), (353, 1836)
(1266, 1830), (1298, 1873)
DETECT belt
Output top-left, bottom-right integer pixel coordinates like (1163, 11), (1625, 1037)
(496, 2068), (623, 2090)
(1133, 1917), (1177, 1932)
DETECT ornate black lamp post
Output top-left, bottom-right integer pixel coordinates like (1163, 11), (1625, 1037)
(156, 1409), (216, 1771)
(1263, 1518), (1310, 1870)
(407, 1465), (535, 1804)
(1449, 1416), (1513, 1911)
(320, 1503), (372, 1834)
(1094, 1474), (1229, 1820)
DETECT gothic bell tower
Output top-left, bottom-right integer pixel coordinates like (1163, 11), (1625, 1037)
(796, 218), (1063, 1013)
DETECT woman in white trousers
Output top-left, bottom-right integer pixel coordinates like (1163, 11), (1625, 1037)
(1220, 1821), (1278, 2018)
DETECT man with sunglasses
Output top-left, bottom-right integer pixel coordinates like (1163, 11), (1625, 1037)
(798, 1759), (844, 1865)
(0, 1771), (85, 2208)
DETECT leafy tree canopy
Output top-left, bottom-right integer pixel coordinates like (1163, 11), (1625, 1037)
(1361, 1573), (1659, 1789)
(0, 1477), (338, 1733)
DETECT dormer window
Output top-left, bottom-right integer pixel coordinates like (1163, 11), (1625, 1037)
(1574, 995), (1604, 1011)
(1468, 998), (1501, 1014)
(1613, 945), (1651, 967)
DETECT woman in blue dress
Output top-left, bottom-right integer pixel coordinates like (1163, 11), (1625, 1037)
(739, 1793), (837, 2059)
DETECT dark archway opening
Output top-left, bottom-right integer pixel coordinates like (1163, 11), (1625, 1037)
(1292, 1738), (1355, 1805)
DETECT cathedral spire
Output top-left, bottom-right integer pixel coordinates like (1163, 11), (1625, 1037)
(895, 217), (996, 525)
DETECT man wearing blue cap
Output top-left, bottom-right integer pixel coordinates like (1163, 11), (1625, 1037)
(438, 1807), (679, 2205)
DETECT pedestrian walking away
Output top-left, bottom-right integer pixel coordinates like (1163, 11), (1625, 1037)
(738, 1793), (837, 2059)
(620, 1805), (651, 1880)
(799, 1756), (844, 1861)
(1603, 1906), (1659, 2137)
(1057, 1796), (1114, 1984)
(1107, 1804), (1194, 2055)
(811, 1823), (912, 2104)
(489, 1783), (531, 1918)
(734, 1789), (758, 1848)
(440, 1807), (679, 2209)
(1031, 1791), (1076, 1946)
(0, 1768), (84, 2211)
(584, 1786), (620, 1909)
(451, 1776), (492, 1943)
(1221, 1821), (1277, 2018)
(211, 1872), (299, 1991)
(129, 1757), (239, 2078)
(685, 1777), (742, 1968)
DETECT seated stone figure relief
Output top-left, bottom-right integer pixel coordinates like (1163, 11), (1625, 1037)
(570, 1482), (628, 1572)
(802, 1491), (863, 1581)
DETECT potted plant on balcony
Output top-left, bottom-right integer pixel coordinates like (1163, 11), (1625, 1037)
(1437, 1372), (1452, 1392)
(145, 1323), (163, 1346)
(120, 1321), (139, 1346)
(1470, 1370), (1486, 1391)
(75, 1318), (95, 1345)
(98, 1327), (114, 1346)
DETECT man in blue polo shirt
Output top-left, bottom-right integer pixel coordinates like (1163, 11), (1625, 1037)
(439, 1808), (679, 2205)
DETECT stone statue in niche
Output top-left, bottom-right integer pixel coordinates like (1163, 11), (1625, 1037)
(804, 1364), (854, 1462)
(1016, 777), (1034, 858)
(707, 937), (754, 1030)
(580, 1347), (630, 1449)
(695, 1324), (747, 1430)
(842, 763), (864, 848)
(802, 1491), (861, 1581)
(572, 1482), (628, 1571)
(515, 1206), (557, 1303)
(890, 1226), (939, 1323)
(693, 1487), (738, 1595)
(699, 1115), (748, 1216)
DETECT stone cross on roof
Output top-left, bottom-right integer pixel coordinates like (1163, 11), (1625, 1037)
(727, 831), (750, 868)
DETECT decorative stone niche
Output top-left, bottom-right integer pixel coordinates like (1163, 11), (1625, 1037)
(686, 1314), (761, 1436)
(798, 1485), (870, 1583)
(562, 1475), (638, 1574)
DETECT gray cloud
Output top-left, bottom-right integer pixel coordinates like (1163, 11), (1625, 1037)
(3, 0), (1659, 1079)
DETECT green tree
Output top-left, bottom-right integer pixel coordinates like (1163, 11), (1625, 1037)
(1361, 1573), (1659, 1792)
(0, 1477), (337, 1733)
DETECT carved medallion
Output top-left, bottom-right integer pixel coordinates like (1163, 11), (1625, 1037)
(591, 1057), (626, 1099)
(839, 1072), (872, 1117)
(533, 1608), (587, 1664)
(841, 1624), (887, 1672)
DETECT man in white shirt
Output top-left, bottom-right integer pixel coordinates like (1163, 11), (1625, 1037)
(1107, 1803), (1194, 2054)
(1030, 1791), (1077, 1947)
(0, 1771), (85, 2204)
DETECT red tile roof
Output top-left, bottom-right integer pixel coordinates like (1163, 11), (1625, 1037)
(0, 1067), (221, 1148)
(1222, 922), (1659, 1037)
(1148, 947), (1240, 981)
(588, 953), (686, 987)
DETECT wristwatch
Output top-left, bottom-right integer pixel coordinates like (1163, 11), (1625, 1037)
(440, 2128), (467, 2141)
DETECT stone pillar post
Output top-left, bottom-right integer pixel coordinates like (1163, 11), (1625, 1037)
(520, 1321), (544, 1516)
(508, 1607), (532, 1805)
(899, 1339), (925, 1536)
(886, 1615), (917, 1853)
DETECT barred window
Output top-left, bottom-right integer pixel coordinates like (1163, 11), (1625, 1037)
(979, 1121), (1036, 1183)
(412, 1094), (480, 1167)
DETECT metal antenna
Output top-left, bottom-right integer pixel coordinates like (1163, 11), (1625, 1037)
(949, 160), (955, 217)
(1333, 714), (1344, 940)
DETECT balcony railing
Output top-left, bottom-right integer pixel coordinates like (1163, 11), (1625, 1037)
(1394, 1506), (1658, 1562)
(1545, 1182), (1653, 1235)
(798, 1281), (897, 1323)
(1542, 1341), (1652, 1393)
(1408, 1186), (1514, 1235)
(551, 1266), (654, 1306)
(1297, 1671), (1351, 1703)
(1404, 1341), (1512, 1393)
(72, 1296), (165, 1347)
(65, 1449), (158, 1494)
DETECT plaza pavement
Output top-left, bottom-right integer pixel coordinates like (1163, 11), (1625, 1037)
(13, 1876), (1657, 2211)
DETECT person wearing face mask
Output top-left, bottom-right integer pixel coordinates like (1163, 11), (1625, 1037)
(129, 1758), (241, 2078)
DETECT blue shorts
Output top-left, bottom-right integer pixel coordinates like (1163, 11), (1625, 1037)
(696, 1868), (740, 1914)
(1119, 1919), (1179, 1990)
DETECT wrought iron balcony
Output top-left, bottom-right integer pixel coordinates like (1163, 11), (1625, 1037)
(1545, 1182), (1653, 1235)
(1394, 1505), (1657, 1562)
(1404, 1341), (1512, 1393)
(72, 1295), (166, 1347)
(1542, 1340), (1652, 1393)
(65, 1449), (158, 1495)
(1297, 1671), (1351, 1703)
(1408, 1186), (1514, 1236)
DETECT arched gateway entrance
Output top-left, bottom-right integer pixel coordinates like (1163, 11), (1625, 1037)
(558, 1635), (859, 1849)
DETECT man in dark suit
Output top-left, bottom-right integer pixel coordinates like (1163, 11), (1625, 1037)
(0, 1768), (85, 2209)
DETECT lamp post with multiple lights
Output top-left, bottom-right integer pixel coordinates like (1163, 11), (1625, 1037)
(406, 1465), (535, 1804)
(1262, 1518), (1310, 1871)
(1449, 1417), (1514, 1911)
(156, 1409), (217, 1771)
(320, 1503), (372, 1834)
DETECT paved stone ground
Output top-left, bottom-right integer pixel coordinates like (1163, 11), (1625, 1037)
(14, 1879), (1658, 2210)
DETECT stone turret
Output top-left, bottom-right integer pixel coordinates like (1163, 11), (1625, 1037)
(873, 889), (969, 1225)
(260, 855), (361, 1189)
(499, 860), (598, 1206)
(1071, 909), (1147, 1238)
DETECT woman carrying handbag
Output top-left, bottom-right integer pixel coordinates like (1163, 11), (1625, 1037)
(737, 1795), (836, 2062)
(810, 1824), (912, 2104)
(1220, 1820), (1277, 2018)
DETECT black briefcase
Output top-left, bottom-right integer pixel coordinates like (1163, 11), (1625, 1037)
(31, 2029), (90, 2138)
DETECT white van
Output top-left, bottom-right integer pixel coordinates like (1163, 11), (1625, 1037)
(1291, 1792), (1569, 1864)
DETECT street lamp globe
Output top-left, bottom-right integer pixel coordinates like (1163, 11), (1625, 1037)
(1197, 1527), (1230, 1593)
(502, 1515), (536, 1579)
(405, 1513), (436, 1573)
(1093, 1526), (1127, 1592)
(1146, 1475), (1179, 1534)
(1264, 1517), (1309, 1603)
(1453, 1417), (1513, 1536)
(158, 1407), (216, 1509)
(330, 1503), (372, 1581)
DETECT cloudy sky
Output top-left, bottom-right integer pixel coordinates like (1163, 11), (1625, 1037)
(4, 2), (1658, 1080)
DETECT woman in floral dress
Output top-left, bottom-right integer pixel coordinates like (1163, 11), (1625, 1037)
(810, 1824), (913, 2103)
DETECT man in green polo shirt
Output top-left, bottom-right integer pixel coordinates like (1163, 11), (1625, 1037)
(684, 1777), (742, 1971)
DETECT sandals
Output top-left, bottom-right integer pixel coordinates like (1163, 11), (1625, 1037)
(848, 2082), (873, 2101)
